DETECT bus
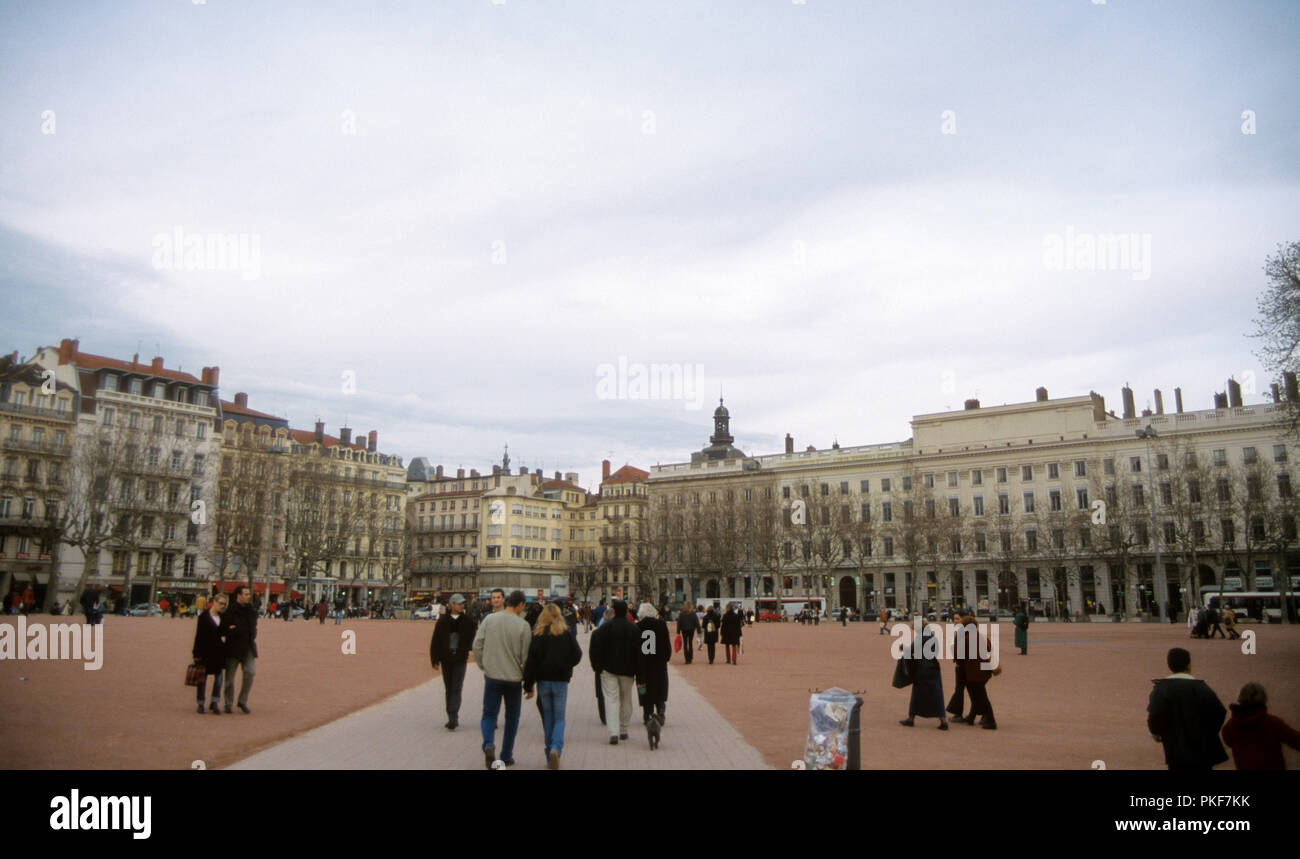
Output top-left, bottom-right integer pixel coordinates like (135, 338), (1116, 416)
(1198, 587), (1300, 623)
(756, 596), (827, 620)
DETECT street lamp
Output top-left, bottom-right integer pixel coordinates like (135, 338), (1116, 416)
(1136, 425), (1168, 622)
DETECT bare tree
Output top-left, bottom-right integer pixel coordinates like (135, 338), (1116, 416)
(1251, 240), (1300, 437)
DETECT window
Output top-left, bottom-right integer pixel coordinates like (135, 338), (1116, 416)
(1022, 492), (1035, 513)
(196, 423), (207, 440)
(973, 495), (984, 516)
(1188, 480), (1202, 504)
(1076, 487), (1089, 510)
(947, 471), (958, 488)
(883, 537), (894, 557)
(192, 454), (205, 477)
(1048, 463), (1060, 480)
(881, 502), (892, 523)
(949, 497), (960, 517)
(1159, 482), (1172, 505)
(183, 556), (197, 577)
(840, 481), (849, 495)
(1164, 522), (1177, 545)
(1274, 444), (1287, 463)
(925, 498), (936, 519)
(1247, 476), (1261, 502)
(950, 536), (962, 553)
(1000, 531), (1012, 552)
(996, 467), (1007, 483)
(1243, 447), (1257, 465)
(102, 407), (114, 426)
(1022, 465), (1033, 481)
(902, 476), (912, 491)
(841, 504), (851, 524)
(1052, 529), (1065, 550)
(782, 486), (790, 499)
(1216, 478), (1231, 503)
(860, 502), (870, 521)
(175, 419), (185, 438)
(971, 469), (982, 486)
(1103, 458), (1114, 476)
(1220, 519), (1235, 545)
(923, 473), (934, 489)
(1279, 473), (1292, 499)
(1130, 456), (1142, 473)
(998, 494), (1010, 515)
(1079, 528), (1091, 549)
(881, 478), (891, 492)
(1193, 520), (1206, 543)
(904, 500), (914, 519)
(1213, 449), (1226, 467)
(1132, 484), (1144, 506)
(1025, 530), (1038, 552)
(1156, 453), (1169, 471)
(860, 479), (869, 493)
(1049, 490), (1061, 511)
(1075, 460), (1087, 478)
(975, 532), (987, 552)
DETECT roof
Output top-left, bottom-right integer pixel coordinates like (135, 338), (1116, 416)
(541, 479), (585, 492)
(63, 349), (204, 384)
(603, 465), (649, 485)
(288, 428), (368, 451)
(220, 399), (285, 421)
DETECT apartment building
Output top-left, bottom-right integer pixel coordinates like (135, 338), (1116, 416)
(597, 460), (650, 601)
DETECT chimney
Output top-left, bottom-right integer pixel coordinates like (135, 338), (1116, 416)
(534, 468), (542, 479)
(57, 338), (79, 365)
(1141, 408), (1152, 417)
(964, 399), (980, 410)
(339, 427), (352, 447)
(151, 356), (164, 372)
(234, 392), (248, 408)
(565, 472), (578, 485)
(1154, 389), (1164, 415)
(1213, 392), (1228, 409)
(554, 471), (561, 480)
(519, 466), (527, 476)
(1035, 387), (1048, 402)
(1175, 387), (1184, 413)
(1285, 372), (1299, 402)
(785, 434), (794, 454)
(602, 459), (611, 480)
(435, 465), (444, 479)
(1272, 383), (1281, 403)
(470, 469), (480, 478)
(1227, 378), (1243, 408)
(457, 468), (465, 479)
(1090, 391), (1106, 422)
(1121, 384), (1135, 419)
(492, 465), (500, 477)
(132, 353), (139, 366)
(314, 421), (325, 444)
(199, 366), (220, 387)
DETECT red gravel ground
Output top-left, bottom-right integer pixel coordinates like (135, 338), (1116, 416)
(2, 614), (1296, 770)
(670, 618), (1300, 769)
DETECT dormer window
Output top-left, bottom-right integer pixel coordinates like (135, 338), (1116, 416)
(101, 374), (118, 392)
(129, 378), (142, 395)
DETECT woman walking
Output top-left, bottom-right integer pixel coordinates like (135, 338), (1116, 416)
(636, 604), (671, 727)
(1014, 603), (1029, 655)
(702, 604), (721, 665)
(192, 593), (228, 714)
(523, 603), (583, 770)
(720, 603), (743, 665)
(676, 602), (699, 664)
(899, 625), (948, 730)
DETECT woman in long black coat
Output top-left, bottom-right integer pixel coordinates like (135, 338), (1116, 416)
(635, 604), (671, 724)
(701, 605), (721, 664)
(191, 593), (228, 714)
(899, 626), (948, 730)
(719, 604), (744, 664)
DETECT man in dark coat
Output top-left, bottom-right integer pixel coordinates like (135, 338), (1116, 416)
(221, 585), (259, 714)
(1147, 647), (1229, 770)
(589, 599), (640, 744)
(899, 625), (948, 730)
(676, 602), (699, 664)
(430, 593), (477, 730)
(635, 604), (671, 725)
(946, 609), (970, 722)
(958, 615), (1000, 729)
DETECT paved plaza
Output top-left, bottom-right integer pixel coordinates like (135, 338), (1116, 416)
(2, 614), (1297, 770)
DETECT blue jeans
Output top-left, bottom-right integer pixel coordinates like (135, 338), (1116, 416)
(480, 677), (522, 762)
(537, 680), (569, 756)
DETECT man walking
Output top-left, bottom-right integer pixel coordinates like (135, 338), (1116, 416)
(472, 589), (532, 768)
(589, 599), (640, 744)
(430, 593), (477, 730)
(879, 607), (889, 634)
(677, 602), (699, 664)
(222, 585), (258, 714)
(1147, 647), (1229, 770)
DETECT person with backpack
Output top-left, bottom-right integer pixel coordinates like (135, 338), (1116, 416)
(702, 605), (721, 665)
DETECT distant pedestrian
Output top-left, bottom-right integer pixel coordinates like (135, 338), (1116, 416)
(1147, 647), (1228, 770)
(1221, 682), (1300, 770)
(879, 607), (889, 634)
(472, 589), (532, 768)
(316, 599), (328, 624)
(430, 593), (476, 730)
(1206, 606), (1225, 639)
(635, 603), (671, 727)
(676, 602), (699, 664)
(946, 609), (970, 722)
(1014, 603), (1029, 655)
(720, 604), (743, 665)
(524, 603), (583, 770)
(702, 605), (721, 664)
(1224, 608), (1240, 640)
(192, 593), (228, 714)
(898, 625), (948, 730)
(589, 599), (640, 745)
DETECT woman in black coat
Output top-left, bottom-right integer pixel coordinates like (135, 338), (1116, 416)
(719, 604), (744, 664)
(191, 593), (228, 714)
(702, 605), (721, 664)
(635, 604), (671, 724)
(899, 626), (948, 730)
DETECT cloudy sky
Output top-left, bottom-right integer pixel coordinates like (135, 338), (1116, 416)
(2, 0), (1297, 488)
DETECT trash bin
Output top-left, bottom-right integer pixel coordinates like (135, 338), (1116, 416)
(803, 688), (862, 770)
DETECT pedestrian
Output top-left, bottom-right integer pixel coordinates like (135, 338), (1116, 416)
(701, 604), (721, 665)
(946, 609), (970, 723)
(472, 589), (532, 769)
(588, 598), (640, 745)
(676, 601), (699, 664)
(1014, 602), (1030, 655)
(1186, 606), (1199, 637)
(1205, 605), (1225, 639)
(221, 585), (258, 714)
(1192, 605), (1210, 639)
(489, 588), (506, 615)
(1221, 682), (1300, 770)
(592, 599), (607, 626)
(316, 599), (328, 624)
(1224, 608), (1240, 640)
(720, 603), (743, 665)
(898, 624), (948, 730)
(879, 607), (889, 634)
(80, 586), (102, 625)
(430, 593), (476, 730)
(524, 603), (583, 770)
(192, 593), (228, 714)
(1147, 647), (1228, 770)
(635, 603), (671, 727)
(959, 614), (1000, 729)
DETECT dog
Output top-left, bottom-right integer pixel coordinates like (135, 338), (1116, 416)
(646, 712), (663, 750)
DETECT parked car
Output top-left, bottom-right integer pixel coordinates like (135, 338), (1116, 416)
(412, 604), (438, 620)
(127, 603), (162, 616)
(758, 609), (783, 622)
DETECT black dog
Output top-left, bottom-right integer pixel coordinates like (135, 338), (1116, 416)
(646, 713), (663, 750)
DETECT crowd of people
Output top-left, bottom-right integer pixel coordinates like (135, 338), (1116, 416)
(1186, 604), (1241, 640)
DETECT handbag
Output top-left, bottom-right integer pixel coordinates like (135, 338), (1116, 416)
(673, 634), (682, 653)
(891, 657), (913, 689)
(185, 660), (206, 687)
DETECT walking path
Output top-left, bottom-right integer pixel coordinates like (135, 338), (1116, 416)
(230, 627), (770, 770)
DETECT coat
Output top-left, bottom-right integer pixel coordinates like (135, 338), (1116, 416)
(635, 617), (671, 707)
(702, 610), (721, 645)
(1220, 703), (1300, 770)
(719, 610), (743, 645)
(192, 610), (227, 673)
(430, 611), (477, 667)
(1147, 676), (1229, 769)
(1014, 610), (1029, 650)
(221, 601), (259, 661)
(523, 628), (583, 694)
(905, 633), (945, 718)
(676, 610), (699, 636)
(589, 614), (640, 677)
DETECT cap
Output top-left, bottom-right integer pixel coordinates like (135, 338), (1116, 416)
(450, 594), (466, 605)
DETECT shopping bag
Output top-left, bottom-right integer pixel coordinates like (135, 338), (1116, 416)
(673, 634), (682, 653)
(185, 661), (206, 688)
(891, 657), (913, 689)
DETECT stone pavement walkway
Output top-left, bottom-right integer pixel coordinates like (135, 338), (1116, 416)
(230, 627), (770, 770)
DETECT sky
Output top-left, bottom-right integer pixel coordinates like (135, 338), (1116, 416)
(1, 0), (1297, 490)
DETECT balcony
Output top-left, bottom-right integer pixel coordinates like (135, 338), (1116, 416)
(98, 388), (217, 418)
(0, 401), (75, 422)
(2, 438), (72, 456)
